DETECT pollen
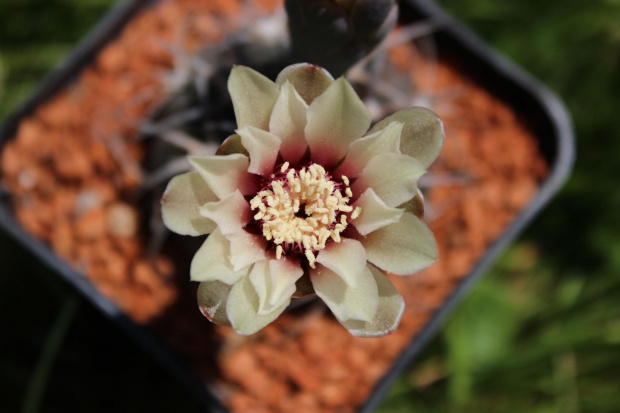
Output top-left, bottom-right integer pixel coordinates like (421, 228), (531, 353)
(250, 164), (359, 268)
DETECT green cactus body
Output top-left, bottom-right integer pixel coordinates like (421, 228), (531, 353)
(285, 0), (398, 76)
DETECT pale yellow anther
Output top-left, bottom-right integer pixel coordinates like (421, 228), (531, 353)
(351, 207), (362, 220)
(273, 182), (284, 197)
(331, 231), (341, 242)
(250, 163), (362, 265)
(305, 250), (316, 268)
(311, 236), (320, 249)
(319, 228), (330, 246)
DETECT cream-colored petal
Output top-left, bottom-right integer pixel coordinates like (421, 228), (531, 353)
(190, 228), (249, 284)
(227, 274), (290, 335)
(161, 172), (217, 236)
(199, 190), (251, 236)
(228, 230), (267, 272)
(351, 152), (425, 208)
(362, 212), (438, 275)
(269, 81), (308, 164)
(339, 265), (405, 337)
(336, 121), (402, 178)
(237, 126), (281, 176)
(352, 188), (404, 235)
(311, 264), (379, 322)
(215, 134), (249, 157)
(228, 65), (280, 130)
(197, 281), (233, 326)
(315, 238), (367, 289)
(267, 259), (304, 309)
(249, 259), (302, 315)
(189, 154), (255, 199)
(304, 77), (371, 168)
(248, 261), (271, 315)
(399, 188), (425, 220)
(275, 63), (334, 105)
(368, 107), (445, 169)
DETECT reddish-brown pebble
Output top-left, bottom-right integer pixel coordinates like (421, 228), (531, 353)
(50, 219), (74, 261)
(74, 208), (107, 241)
(106, 202), (139, 237)
(318, 382), (348, 408)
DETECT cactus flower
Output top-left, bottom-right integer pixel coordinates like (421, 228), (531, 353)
(161, 63), (443, 336)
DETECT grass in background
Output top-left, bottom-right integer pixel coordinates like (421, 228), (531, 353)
(1, 0), (619, 412)
(0, 0), (117, 116)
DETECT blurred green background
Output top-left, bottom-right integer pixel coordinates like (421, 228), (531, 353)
(1, 0), (618, 412)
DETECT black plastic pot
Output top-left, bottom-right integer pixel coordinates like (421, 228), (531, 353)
(0, 0), (574, 411)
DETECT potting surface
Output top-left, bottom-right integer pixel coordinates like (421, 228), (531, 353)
(0, 0), (548, 412)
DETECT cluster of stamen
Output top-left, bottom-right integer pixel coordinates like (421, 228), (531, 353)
(250, 162), (361, 268)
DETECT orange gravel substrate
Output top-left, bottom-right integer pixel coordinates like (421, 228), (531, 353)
(0, 1), (547, 412)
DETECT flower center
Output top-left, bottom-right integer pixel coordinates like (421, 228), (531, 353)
(250, 162), (361, 268)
